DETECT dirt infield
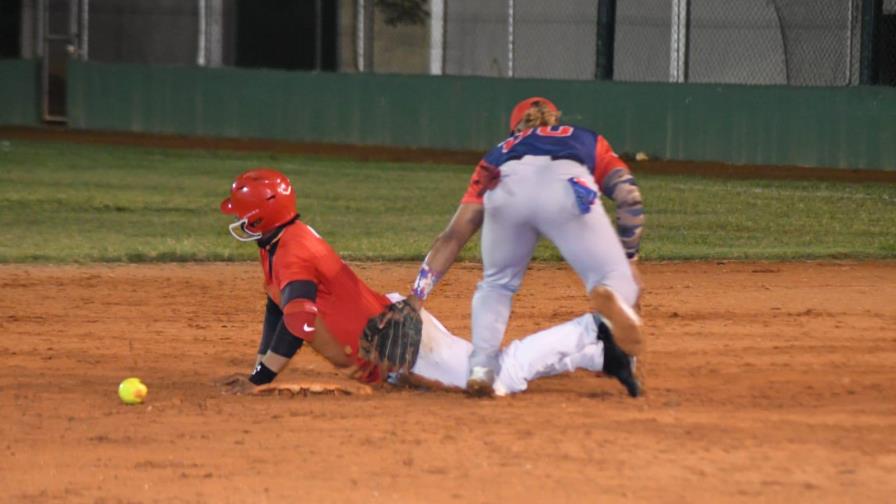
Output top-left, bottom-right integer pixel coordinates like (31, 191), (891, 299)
(1, 262), (895, 503)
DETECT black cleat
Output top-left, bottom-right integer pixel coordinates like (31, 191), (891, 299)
(595, 316), (641, 398)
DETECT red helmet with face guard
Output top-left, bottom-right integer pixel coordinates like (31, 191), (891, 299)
(220, 168), (297, 241)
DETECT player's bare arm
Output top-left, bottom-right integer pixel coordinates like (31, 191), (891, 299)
(407, 202), (484, 308)
(306, 318), (354, 367)
(429, 203), (485, 270)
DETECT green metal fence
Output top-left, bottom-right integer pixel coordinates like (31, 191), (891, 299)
(0, 60), (41, 126)
(66, 60), (896, 170)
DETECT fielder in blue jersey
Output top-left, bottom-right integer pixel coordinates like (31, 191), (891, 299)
(406, 97), (646, 397)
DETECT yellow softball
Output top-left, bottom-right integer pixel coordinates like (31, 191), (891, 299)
(118, 377), (148, 405)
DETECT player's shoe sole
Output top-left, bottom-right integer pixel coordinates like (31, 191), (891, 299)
(590, 286), (644, 356)
(466, 366), (495, 398)
(595, 315), (641, 398)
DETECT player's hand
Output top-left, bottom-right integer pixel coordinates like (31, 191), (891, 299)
(218, 373), (259, 395)
(404, 294), (422, 312)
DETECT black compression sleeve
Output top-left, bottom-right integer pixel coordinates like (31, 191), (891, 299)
(259, 297), (282, 356)
(269, 320), (304, 358)
(281, 280), (317, 305)
(263, 280), (314, 359)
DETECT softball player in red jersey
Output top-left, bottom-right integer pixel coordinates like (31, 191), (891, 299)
(407, 97), (645, 396)
(219, 169), (638, 396)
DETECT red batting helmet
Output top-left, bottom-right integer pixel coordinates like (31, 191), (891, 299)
(509, 96), (558, 133)
(220, 168), (297, 241)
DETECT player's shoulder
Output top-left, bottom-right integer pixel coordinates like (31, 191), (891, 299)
(280, 220), (313, 240)
(279, 222), (327, 256)
(273, 222), (338, 278)
(564, 124), (599, 138)
(482, 142), (507, 165)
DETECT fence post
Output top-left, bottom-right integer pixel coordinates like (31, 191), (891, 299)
(79, 0), (88, 60)
(596, 0), (616, 80)
(363, 0), (374, 72)
(429, 0), (444, 75)
(314, 0), (322, 70)
(206, 0), (222, 67)
(507, 0), (514, 77)
(36, 0), (44, 58)
(197, 0), (206, 66)
(670, 0), (689, 83)
(860, 0), (881, 84)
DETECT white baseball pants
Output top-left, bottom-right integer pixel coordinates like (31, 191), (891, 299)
(409, 308), (604, 396)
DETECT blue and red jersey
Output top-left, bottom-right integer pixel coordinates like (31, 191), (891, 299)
(461, 125), (630, 205)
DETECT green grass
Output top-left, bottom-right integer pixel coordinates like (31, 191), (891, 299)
(0, 139), (894, 263)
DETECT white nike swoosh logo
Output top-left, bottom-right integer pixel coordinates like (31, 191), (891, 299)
(303, 323), (315, 332)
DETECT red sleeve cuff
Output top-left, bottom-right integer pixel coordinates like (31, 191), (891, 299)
(282, 299), (319, 342)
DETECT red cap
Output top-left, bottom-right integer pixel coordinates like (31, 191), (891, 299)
(509, 96), (558, 132)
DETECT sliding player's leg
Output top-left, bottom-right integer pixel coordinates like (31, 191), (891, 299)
(407, 309), (473, 390)
(493, 314), (603, 396)
(408, 310), (607, 395)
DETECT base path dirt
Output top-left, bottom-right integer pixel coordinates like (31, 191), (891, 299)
(1, 262), (895, 502)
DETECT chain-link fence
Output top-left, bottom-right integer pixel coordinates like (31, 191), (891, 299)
(443, 0), (600, 80)
(10, 0), (896, 87)
(685, 0), (856, 86)
(443, 0), (896, 86)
